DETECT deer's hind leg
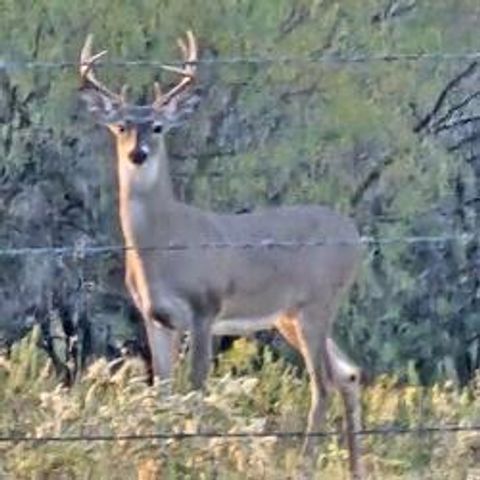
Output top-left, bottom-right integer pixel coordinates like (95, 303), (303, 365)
(275, 309), (331, 453)
(326, 338), (364, 480)
(276, 310), (364, 480)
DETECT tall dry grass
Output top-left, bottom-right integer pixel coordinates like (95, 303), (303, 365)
(1, 328), (480, 479)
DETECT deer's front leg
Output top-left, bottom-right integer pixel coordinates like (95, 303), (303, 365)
(144, 319), (180, 380)
(146, 296), (194, 381)
(125, 272), (181, 381)
(190, 320), (213, 390)
(125, 268), (144, 313)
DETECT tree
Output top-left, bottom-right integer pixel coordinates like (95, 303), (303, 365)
(1, 0), (480, 383)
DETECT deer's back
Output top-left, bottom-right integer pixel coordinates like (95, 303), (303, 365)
(211, 205), (361, 318)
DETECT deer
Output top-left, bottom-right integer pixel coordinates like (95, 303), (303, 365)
(79, 32), (365, 479)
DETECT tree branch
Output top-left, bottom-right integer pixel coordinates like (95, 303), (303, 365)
(413, 61), (478, 133)
(431, 90), (480, 133)
(433, 115), (480, 134)
(350, 154), (395, 209)
(447, 132), (480, 152)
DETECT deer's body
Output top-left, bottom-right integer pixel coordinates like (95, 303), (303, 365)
(80, 32), (365, 479)
(124, 192), (360, 335)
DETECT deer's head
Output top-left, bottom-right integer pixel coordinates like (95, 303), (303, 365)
(79, 32), (198, 167)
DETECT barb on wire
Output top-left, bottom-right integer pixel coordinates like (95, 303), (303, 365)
(3, 51), (480, 72)
(0, 233), (476, 257)
(1, 424), (480, 443)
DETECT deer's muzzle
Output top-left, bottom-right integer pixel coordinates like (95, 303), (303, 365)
(129, 147), (149, 165)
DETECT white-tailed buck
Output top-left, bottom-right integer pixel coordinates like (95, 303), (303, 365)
(79, 32), (364, 479)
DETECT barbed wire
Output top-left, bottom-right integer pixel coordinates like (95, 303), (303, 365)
(1, 424), (480, 443)
(3, 51), (480, 72)
(0, 233), (476, 258)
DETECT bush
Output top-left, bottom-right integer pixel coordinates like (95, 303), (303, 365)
(2, 330), (480, 478)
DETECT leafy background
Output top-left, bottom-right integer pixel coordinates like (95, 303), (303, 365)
(1, 0), (480, 470)
(2, 0), (480, 477)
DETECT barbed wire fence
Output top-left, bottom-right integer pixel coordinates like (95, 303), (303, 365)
(0, 232), (476, 258)
(1, 48), (480, 450)
(2, 424), (480, 444)
(3, 50), (480, 71)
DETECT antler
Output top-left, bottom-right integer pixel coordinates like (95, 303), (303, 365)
(152, 30), (198, 110)
(79, 34), (125, 104)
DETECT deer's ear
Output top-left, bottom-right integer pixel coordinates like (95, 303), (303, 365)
(161, 91), (201, 130)
(80, 88), (118, 123)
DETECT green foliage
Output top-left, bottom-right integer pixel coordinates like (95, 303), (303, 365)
(2, 0), (480, 475)
(2, 0), (480, 386)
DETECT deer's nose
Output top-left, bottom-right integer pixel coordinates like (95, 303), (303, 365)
(129, 147), (148, 165)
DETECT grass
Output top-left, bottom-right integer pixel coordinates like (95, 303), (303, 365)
(1, 328), (480, 479)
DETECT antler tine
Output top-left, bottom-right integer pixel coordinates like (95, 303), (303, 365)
(153, 81), (163, 97)
(156, 30), (197, 77)
(186, 30), (197, 63)
(153, 30), (198, 109)
(177, 37), (188, 59)
(120, 84), (129, 103)
(79, 34), (123, 103)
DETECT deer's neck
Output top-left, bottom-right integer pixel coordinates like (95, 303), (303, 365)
(117, 140), (174, 247)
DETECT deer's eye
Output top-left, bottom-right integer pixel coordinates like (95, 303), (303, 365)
(152, 123), (163, 134)
(116, 123), (127, 134)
